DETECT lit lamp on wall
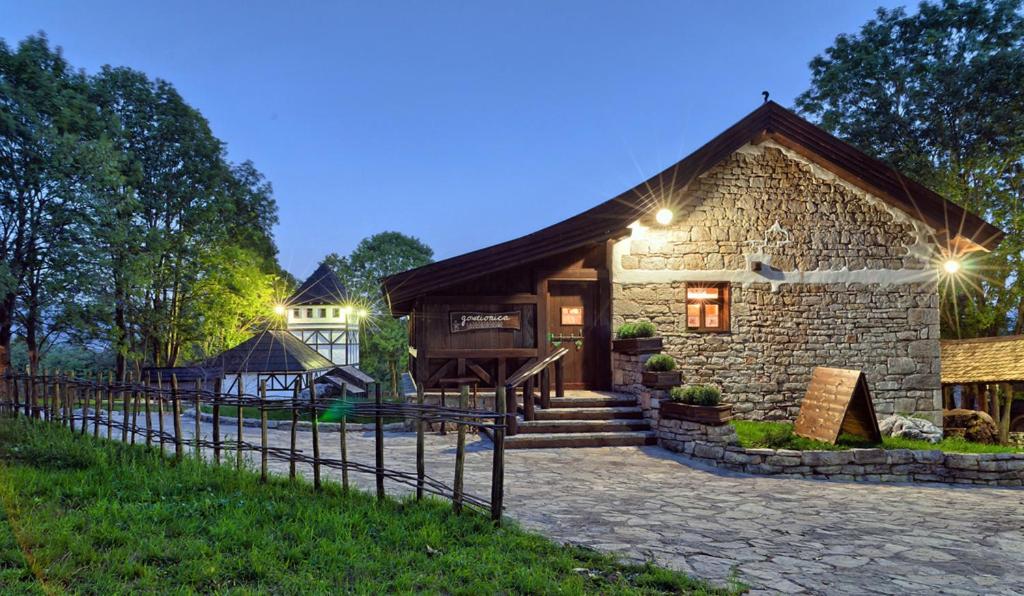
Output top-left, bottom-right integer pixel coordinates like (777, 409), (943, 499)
(273, 304), (286, 316)
(943, 258), (961, 275)
(655, 208), (673, 226)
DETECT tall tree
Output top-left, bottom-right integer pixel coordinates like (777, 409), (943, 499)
(796, 0), (1024, 338)
(323, 231), (433, 386)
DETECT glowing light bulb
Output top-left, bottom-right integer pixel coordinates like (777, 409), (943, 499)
(357, 308), (368, 318)
(273, 304), (286, 315)
(655, 208), (673, 226)
(943, 259), (961, 274)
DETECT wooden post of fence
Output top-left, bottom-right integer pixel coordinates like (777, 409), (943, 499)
(453, 384), (468, 515)
(171, 374), (183, 460)
(212, 377), (222, 465)
(144, 374), (153, 448)
(260, 380), (269, 483)
(236, 374), (244, 470)
(65, 373), (73, 431)
(105, 370), (114, 439)
(157, 374), (166, 455)
(11, 372), (20, 419)
(504, 384), (517, 436)
(491, 385), (506, 524)
(339, 382), (349, 491)
(79, 372), (88, 435)
(193, 380), (202, 460)
(40, 369), (48, 422)
(131, 372), (141, 445)
(121, 370), (130, 442)
(310, 373), (322, 490)
(416, 382), (425, 500)
(375, 383), (385, 501)
(93, 372), (102, 438)
(28, 366), (36, 420)
(289, 376), (300, 480)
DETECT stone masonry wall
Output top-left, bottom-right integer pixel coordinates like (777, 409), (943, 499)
(611, 142), (943, 425)
(658, 418), (1024, 488)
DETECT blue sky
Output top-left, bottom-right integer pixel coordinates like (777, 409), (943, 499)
(3, 1), (906, 280)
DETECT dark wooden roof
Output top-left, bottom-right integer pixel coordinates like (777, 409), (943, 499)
(289, 263), (347, 306)
(382, 101), (1004, 314)
(204, 330), (334, 374)
(941, 335), (1024, 384)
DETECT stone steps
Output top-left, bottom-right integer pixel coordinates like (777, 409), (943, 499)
(516, 418), (651, 434)
(504, 430), (657, 449)
(533, 406), (644, 421)
(548, 396), (637, 409)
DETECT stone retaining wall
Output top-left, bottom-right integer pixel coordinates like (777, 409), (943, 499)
(658, 417), (1024, 488)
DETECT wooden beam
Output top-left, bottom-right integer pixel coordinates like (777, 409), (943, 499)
(421, 294), (539, 305)
(425, 360), (456, 387)
(467, 361), (492, 385)
(428, 348), (538, 359)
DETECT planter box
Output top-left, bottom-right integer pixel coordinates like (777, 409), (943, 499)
(642, 370), (682, 388)
(660, 402), (733, 426)
(612, 337), (663, 355)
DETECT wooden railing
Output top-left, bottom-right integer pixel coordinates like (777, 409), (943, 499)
(0, 371), (506, 523)
(503, 347), (568, 435)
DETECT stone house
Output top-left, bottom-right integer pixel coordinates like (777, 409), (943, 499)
(384, 102), (1001, 433)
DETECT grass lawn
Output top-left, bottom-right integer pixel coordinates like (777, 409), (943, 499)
(0, 419), (737, 594)
(731, 420), (1023, 454)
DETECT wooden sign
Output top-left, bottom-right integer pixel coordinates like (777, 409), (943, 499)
(793, 367), (881, 444)
(449, 311), (521, 334)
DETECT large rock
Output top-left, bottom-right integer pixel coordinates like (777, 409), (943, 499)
(879, 414), (942, 444)
(943, 409), (999, 445)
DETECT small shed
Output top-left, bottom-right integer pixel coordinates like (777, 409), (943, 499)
(941, 335), (1024, 432)
(315, 365), (375, 396)
(206, 329), (334, 398)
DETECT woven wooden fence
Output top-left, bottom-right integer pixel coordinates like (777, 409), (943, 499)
(0, 371), (507, 522)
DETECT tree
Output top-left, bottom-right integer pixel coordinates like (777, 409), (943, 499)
(795, 0), (1024, 338)
(324, 232), (433, 386)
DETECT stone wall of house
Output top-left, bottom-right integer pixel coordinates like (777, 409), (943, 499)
(611, 142), (943, 425)
(657, 418), (1024, 487)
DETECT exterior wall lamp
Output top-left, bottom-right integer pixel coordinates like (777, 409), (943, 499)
(655, 208), (673, 226)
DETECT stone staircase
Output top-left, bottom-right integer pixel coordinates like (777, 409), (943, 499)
(504, 392), (657, 449)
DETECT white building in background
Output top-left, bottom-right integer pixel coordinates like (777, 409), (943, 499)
(285, 263), (360, 366)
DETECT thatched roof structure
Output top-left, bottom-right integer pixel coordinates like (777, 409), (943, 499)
(204, 330), (333, 374)
(940, 335), (1024, 385)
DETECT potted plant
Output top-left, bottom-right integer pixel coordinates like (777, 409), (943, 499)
(642, 354), (681, 388)
(612, 321), (663, 354)
(661, 384), (732, 425)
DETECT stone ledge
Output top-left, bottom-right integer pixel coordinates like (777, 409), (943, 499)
(656, 419), (1024, 488)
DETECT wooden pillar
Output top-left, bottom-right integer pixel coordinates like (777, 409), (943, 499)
(310, 373), (321, 490)
(540, 367), (551, 410)
(554, 358), (565, 398)
(236, 374), (244, 470)
(340, 382), (349, 491)
(491, 385), (506, 524)
(453, 384), (467, 514)
(171, 374), (183, 460)
(523, 378), (535, 421)
(415, 382), (424, 500)
(374, 383), (385, 501)
(211, 377), (221, 463)
(260, 380), (268, 483)
(289, 377), (299, 480)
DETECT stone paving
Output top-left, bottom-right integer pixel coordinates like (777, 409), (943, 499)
(107, 412), (1024, 594)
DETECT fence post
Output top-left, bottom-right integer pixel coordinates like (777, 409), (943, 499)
(310, 373), (321, 490)
(157, 374), (166, 455)
(453, 384), (468, 515)
(79, 372), (88, 435)
(40, 369), (48, 422)
(375, 383), (384, 501)
(106, 370), (114, 439)
(144, 374), (153, 448)
(171, 374), (183, 460)
(339, 382), (349, 491)
(491, 385), (506, 524)
(212, 377), (221, 465)
(65, 373), (73, 430)
(504, 384), (517, 436)
(193, 380), (202, 460)
(289, 376), (300, 480)
(27, 366), (36, 419)
(93, 372), (102, 438)
(416, 382), (425, 500)
(260, 380), (268, 483)
(131, 372), (141, 445)
(236, 374), (244, 470)
(121, 370), (130, 443)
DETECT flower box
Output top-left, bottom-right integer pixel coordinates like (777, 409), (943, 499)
(660, 402), (733, 426)
(642, 370), (682, 388)
(611, 337), (663, 355)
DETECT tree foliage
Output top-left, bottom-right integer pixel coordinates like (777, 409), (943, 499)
(796, 0), (1024, 338)
(0, 34), (285, 375)
(323, 232), (433, 386)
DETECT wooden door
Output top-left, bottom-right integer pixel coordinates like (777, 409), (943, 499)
(547, 281), (608, 390)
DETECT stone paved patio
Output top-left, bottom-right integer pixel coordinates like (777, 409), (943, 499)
(109, 413), (1024, 594)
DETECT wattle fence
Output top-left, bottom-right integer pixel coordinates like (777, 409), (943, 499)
(0, 371), (507, 522)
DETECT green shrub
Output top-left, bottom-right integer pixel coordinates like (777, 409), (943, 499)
(644, 354), (677, 372)
(615, 320), (657, 339)
(669, 384), (721, 406)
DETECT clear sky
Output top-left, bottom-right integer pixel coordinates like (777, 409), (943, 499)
(3, 0), (907, 280)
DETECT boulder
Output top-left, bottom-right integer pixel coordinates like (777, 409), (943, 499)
(879, 414), (942, 444)
(943, 409), (999, 445)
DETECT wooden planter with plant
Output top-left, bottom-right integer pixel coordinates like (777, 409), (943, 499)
(612, 321), (663, 355)
(641, 354), (681, 388)
(661, 384), (732, 426)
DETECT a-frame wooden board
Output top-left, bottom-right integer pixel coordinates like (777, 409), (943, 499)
(793, 367), (882, 444)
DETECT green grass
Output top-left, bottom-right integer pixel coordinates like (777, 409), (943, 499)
(731, 420), (1024, 454)
(0, 419), (736, 594)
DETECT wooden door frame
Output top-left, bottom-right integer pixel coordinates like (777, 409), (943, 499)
(545, 278), (611, 391)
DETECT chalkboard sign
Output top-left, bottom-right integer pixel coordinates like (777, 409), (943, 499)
(793, 367), (881, 444)
(449, 311), (521, 334)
